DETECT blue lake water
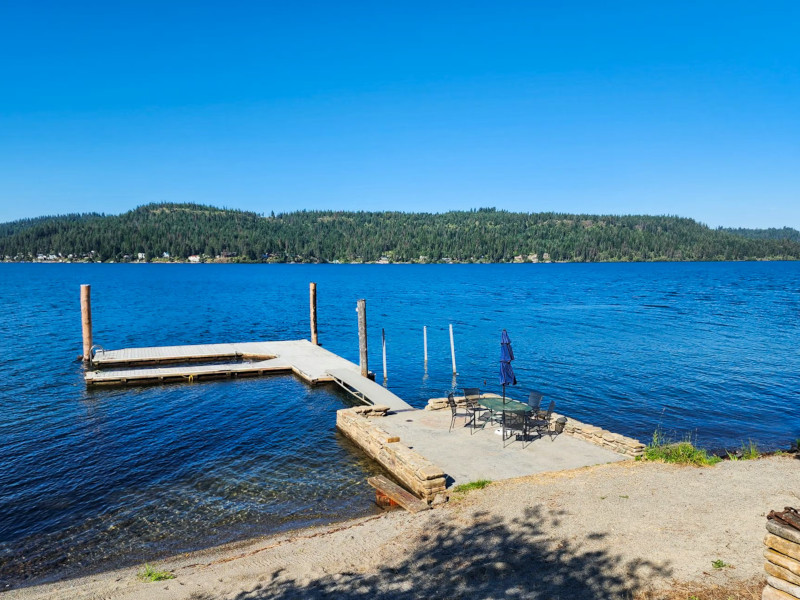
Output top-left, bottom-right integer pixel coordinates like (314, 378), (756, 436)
(1, 262), (799, 586)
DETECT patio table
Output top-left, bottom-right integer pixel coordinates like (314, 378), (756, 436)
(478, 397), (531, 424)
(478, 397), (532, 413)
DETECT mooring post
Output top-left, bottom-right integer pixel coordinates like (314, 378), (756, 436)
(309, 282), (318, 345)
(80, 284), (93, 363)
(423, 325), (428, 370)
(382, 328), (387, 382)
(357, 299), (368, 377)
(449, 323), (457, 375)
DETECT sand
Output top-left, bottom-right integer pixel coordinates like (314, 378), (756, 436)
(7, 456), (799, 600)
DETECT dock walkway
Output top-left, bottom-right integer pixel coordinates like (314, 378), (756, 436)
(86, 340), (413, 411)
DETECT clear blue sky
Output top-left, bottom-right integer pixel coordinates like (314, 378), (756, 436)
(1, 1), (798, 228)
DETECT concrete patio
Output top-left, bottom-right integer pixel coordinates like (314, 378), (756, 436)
(379, 409), (629, 486)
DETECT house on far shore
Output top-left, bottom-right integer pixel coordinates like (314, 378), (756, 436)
(188, 255), (201, 263)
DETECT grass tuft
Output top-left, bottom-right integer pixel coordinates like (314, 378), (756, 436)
(742, 440), (760, 460)
(711, 558), (728, 569)
(138, 564), (175, 582)
(453, 479), (492, 493)
(643, 428), (721, 467)
(727, 440), (761, 461)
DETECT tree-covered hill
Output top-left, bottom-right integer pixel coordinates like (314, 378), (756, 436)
(721, 226), (800, 243)
(2, 203), (799, 263)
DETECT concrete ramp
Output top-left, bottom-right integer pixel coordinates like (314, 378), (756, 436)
(327, 368), (413, 412)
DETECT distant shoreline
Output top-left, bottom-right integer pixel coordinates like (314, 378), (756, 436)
(2, 258), (796, 265)
(4, 204), (800, 265)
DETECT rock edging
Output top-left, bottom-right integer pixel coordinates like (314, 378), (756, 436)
(558, 413), (645, 458)
(336, 406), (447, 504)
(763, 511), (800, 599)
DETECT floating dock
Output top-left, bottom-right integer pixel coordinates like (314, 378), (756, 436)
(86, 339), (413, 412)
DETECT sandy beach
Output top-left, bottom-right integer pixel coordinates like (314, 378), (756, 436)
(7, 456), (799, 600)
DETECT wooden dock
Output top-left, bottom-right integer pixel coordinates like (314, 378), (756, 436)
(328, 368), (413, 411)
(86, 340), (413, 411)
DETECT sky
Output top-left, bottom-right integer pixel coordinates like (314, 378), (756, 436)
(0, 1), (798, 228)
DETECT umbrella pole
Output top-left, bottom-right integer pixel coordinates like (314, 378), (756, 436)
(502, 384), (506, 442)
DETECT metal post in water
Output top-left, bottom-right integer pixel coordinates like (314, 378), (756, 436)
(423, 325), (428, 371)
(80, 284), (93, 363)
(382, 328), (387, 383)
(449, 323), (457, 375)
(357, 299), (368, 377)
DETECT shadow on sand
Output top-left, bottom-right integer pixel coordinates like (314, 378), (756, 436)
(197, 505), (672, 600)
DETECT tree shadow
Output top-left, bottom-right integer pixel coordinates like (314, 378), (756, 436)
(216, 505), (671, 600)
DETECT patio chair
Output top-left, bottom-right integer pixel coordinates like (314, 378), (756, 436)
(463, 387), (490, 433)
(527, 390), (544, 415)
(502, 409), (529, 448)
(447, 392), (473, 432)
(528, 400), (556, 439)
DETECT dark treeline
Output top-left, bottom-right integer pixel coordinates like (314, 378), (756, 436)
(2, 203), (800, 263)
(721, 226), (800, 243)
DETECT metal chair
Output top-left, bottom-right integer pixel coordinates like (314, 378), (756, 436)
(528, 400), (556, 439)
(463, 387), (490, 433)
(502, 409), (529, 448)
(447, 392), (473, 432)
(527, 390), (544, 415)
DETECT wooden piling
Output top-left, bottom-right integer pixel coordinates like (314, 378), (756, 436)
(382, 328), (387, 382)
(449, 323), (457, 375)
(357, 299), (368, 377)
(309, 282), (318, 345)
(80, 284), (93, 362)
(423, 325), (428, 370)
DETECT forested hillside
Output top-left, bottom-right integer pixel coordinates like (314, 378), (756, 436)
(2, 203), (799, 263)
(721, 227), (800, 243)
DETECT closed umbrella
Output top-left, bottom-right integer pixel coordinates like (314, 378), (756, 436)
(499, 329), (517, 404)
(499, 329), (518, 443)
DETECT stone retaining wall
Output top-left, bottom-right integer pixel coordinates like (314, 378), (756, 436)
(559, 413), (645, 458)
(763, 511), (800, 599)
(336, 406), (447, 503)
(425, 395), (644, 458)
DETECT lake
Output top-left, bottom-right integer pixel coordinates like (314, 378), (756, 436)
(1, 262), (799, 587)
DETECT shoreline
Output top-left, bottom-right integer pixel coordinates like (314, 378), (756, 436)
(3, 257), (797, 264)
(6, 457), (799, 599)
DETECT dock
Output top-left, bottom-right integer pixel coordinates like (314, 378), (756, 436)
(78, 284), (641, 509)
(86, 340), (413, 412)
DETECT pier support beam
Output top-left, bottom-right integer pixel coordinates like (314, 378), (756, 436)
(423, 325), (428, 371)
(309, 282), (318, 345)
(382, 327), (387, 382)
(80, 284), (93, 363)
(357, 299), (368, 377)
(449, 323), (457, 376)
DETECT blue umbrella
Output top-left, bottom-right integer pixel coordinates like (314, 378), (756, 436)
(499, 329), (517, 404)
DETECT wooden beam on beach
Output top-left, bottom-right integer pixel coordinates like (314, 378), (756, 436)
(80, 284), (92, 363)
(309, 282), (318, 345)
(367, 475), (430, 513)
